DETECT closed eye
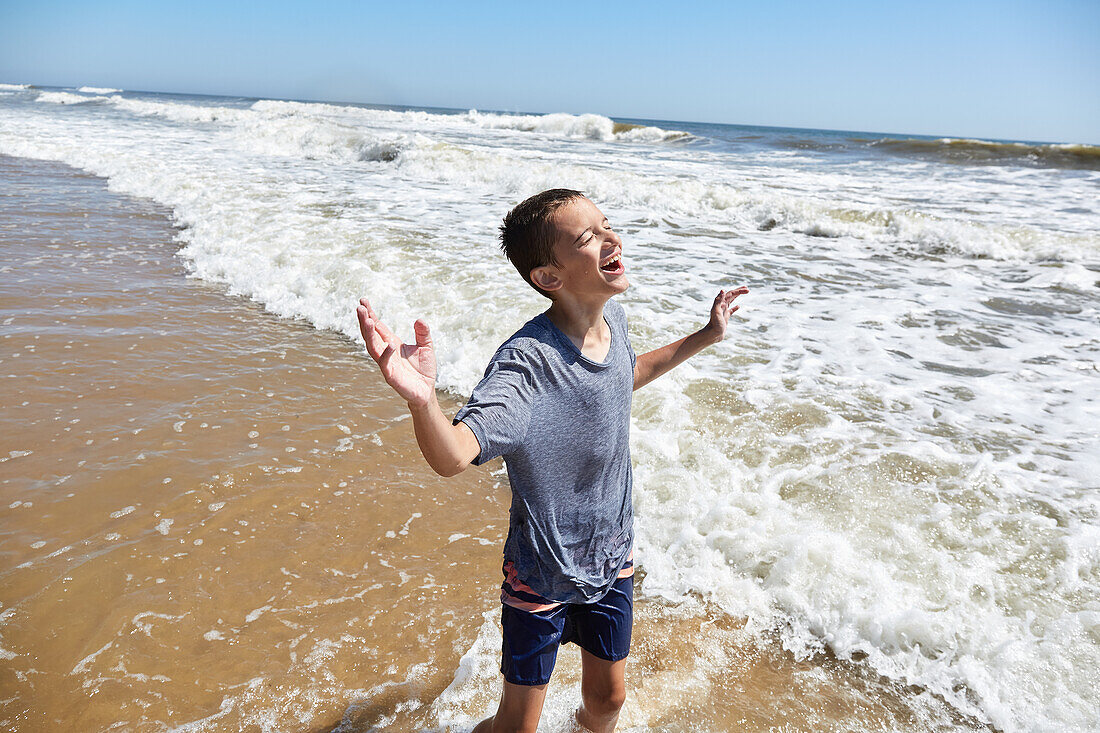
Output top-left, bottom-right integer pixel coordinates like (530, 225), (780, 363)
(579, 219), (611, 247)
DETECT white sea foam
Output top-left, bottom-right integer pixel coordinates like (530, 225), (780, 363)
(78, 86), (121, 94)
(0, 83), (29, 90)
(108, 96), (251, 123)
(36, 91), (108, 105)
(232, 113), (423, 162)
(1, 90), (1097, 732)
(462, 109), (692, 142)
(246, 99), (692, 145)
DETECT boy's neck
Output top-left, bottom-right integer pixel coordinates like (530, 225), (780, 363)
(544, 293), (612, 344)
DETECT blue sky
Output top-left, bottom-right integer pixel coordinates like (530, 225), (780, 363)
(2, 0), (1098, 143)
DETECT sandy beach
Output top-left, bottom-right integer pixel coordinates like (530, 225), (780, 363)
(0, 155), (989, 730)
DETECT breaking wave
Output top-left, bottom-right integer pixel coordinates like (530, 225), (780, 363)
(77, 86), (122, 94)
(866, 136), (1100, 171)
(20, 91), (1095, 262)
(36, 91), (109, 105)
(234, 114), (425, 163)
(107, 96), (252, 123)
(462, 109), (693, 143)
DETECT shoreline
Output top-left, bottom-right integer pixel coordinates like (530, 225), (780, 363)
(0, 153), (990, 731)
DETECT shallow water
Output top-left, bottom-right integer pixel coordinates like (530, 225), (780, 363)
(0, 156), (986, 732)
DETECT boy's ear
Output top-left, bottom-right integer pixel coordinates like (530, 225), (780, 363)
(530, 264), (563, 294)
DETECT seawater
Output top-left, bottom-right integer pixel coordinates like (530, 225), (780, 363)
(1, 85), (1098, 732)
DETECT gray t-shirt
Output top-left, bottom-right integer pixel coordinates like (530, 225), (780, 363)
(453, 298), (636, 604)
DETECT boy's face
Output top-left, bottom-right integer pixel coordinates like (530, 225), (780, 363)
(532, 197), (629, 300)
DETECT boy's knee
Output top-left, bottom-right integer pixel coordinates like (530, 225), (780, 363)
(582, 683), (626, 716)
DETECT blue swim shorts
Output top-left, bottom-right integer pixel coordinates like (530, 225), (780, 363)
(500, 574), (634, 686)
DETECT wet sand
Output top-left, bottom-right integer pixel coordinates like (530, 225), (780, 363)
(0, 155), (985, 731)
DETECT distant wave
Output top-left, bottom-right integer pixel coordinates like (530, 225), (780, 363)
(235, 114), (422, 162)
(78, 86), (122, 94)
(36, 91), (109, 105)
(866, 136), (1100, 171)
(109, 96), (250, 123)
(0, 83), (31, 91)
(463, 109), (693, 143)
(243, 99), (693, 145)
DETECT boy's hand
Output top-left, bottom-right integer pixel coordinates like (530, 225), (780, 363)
(702, 286), (749, 344)
(356, 297), (437, 408)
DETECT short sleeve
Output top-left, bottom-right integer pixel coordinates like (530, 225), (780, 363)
(608, 299), (636, 370)
(452, 348), (536, 466)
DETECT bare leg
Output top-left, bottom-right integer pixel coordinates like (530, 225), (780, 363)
(472, 680), (549, 733)
(574, 649), (627, 733)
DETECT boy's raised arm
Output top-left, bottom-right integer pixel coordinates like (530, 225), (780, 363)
(633, 286), (748, 391)
(356, 298), (481, 477)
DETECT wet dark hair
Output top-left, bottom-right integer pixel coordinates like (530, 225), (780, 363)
(499, 188), (585, 300)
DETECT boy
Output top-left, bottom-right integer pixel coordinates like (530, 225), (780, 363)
(356, 189), (746, 732)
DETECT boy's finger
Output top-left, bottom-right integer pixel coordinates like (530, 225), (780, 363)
(413, 319), (432, 347)
(360, 320), (385, 360)
(357, 309), (388, 359)
(377, 343), (396, 373)
(356, 306), (373, 340)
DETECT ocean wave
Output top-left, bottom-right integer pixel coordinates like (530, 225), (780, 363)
(243, 99), (695, 148)
(88, 91), (1092, 262)
(462, 109), (692, 143)
(216, 101), (1099, 260)
(233, 114), (426, 163)
(613, 121), (693, 143)
(867, 136), (1100, 171)
(36, 91), (109, 105)
(0, 83), (30, 91)
(107, 96), (251, 123)
(389, 141), (1096, 262)
(78, 86), (122, 94)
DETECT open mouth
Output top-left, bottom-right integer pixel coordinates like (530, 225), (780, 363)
(599, 253), (625, 276)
